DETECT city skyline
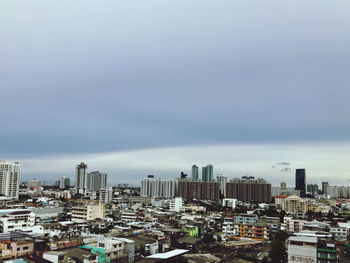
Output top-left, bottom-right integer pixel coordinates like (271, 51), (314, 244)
(8, 142), (350, 186)
(1, 1), (350, 186)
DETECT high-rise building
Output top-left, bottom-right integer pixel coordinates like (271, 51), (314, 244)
(322, 182), (329, 195)
(177, 180), (220, 201)
(0, 161), (20, 199)
(226, 177), (272, 203)
(202, 164), (213, 182)
(307, 184), (318, 196)
(295, 169), (306, 196)
(217, 174), (227, 196)
(191, 165), (199, 181)
(140, 177), (177, 197)
(86, 171), (107, 191)
(59, 176), (70, 190)
(76, 162), (88, 194)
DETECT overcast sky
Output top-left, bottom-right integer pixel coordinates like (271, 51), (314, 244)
(1, 1), (349, 186)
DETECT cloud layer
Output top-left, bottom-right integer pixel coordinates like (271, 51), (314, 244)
(1, 0), (350, 157)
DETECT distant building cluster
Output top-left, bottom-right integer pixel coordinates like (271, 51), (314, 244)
(75, 162), (108, 195)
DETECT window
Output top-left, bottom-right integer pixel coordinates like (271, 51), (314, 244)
(23, 246), (29, 250)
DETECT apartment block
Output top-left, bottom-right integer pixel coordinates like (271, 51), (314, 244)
(71, 202), (106, 223)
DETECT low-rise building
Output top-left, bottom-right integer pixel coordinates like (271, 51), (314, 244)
(234, 214), (258, 224)
(283, 217), (306, 233)
(71, 202), (105, 223)
(282, 195), (307, 215)
(287, 236), (318, 263)
(0, 210), (36, 233)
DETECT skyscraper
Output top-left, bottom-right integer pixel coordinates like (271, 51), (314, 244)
(191, 165), (199, 181)
(202, 164), (213, 182)
(322, 182), (329, 195)
(0, 161), (20, 199)
(76, 162), (87, 194)
(295, 169), (306, 196)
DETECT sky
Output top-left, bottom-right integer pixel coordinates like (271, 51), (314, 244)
(1, 1), (350, 186)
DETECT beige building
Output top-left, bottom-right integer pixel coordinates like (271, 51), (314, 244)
(282, 195), (307, 214)
(0, 240), (34, 260)
(71, 202), (106, 223)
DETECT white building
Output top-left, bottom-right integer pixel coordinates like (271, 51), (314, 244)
(170, 197), (183, 212)
(99, 187), (113, 204)
(0, 210), (36, 232)
(59, 176), (70, 190)
(0, 161), (20, 199)
(140, 176), (177, 198)
(76, 162), (88, 194)
(222, 198), (237, 209)
(71, 202), (106, 223)
(287, 236), (317, 263)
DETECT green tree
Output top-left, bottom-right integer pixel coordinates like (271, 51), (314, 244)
(269, 240), (287, 263)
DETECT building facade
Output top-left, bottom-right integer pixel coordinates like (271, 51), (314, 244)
(225, 177), (271, 203)
(177, 181), (220, 201)
(140, 176), (177, 198)
(191, 165), (198, 181)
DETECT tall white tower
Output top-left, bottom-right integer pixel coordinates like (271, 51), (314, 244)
(0, 160), (20, 199)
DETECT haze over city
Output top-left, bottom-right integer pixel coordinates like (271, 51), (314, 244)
(1, 0), (350, 185)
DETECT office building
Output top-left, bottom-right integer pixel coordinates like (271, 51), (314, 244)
(59, 176), (70, 190)
(202, 164), (213, 182)
(86, 171), (107, 191)
(191, 165), (199, 181)
(76, 162), (88, 194)
(177, 180), (220, 201)
(295, 169), (306, 196)
(217, 174), (227, 196)
(322, 182), (329, 195)
(0, 160), (20, 199)
(226, 177), (272, 203)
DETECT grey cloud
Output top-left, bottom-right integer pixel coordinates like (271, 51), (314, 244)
(280, 167), (291, 172)
(0, 0), (349, 157)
